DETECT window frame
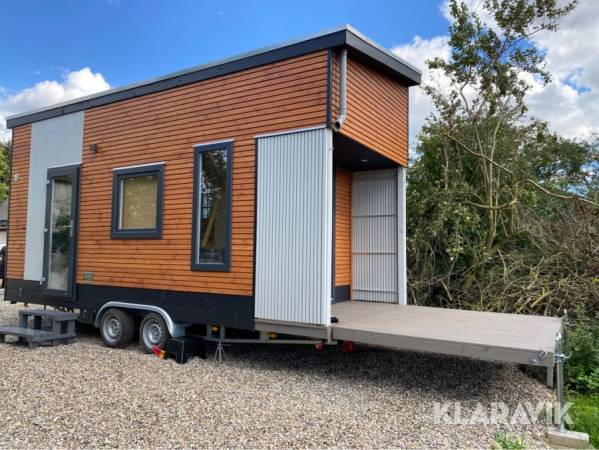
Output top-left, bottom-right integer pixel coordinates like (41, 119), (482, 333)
(191, 140), (233, 272)
(111, 163), (164, 239)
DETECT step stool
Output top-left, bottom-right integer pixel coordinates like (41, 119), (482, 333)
(0, 309), (77, 348)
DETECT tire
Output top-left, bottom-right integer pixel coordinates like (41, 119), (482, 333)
(99, 308), (135, 348)
(139, 313), (169, 353)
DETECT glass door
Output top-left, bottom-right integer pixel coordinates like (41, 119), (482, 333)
(42, 165), (79, 298)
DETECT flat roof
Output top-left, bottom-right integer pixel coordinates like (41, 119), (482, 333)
(6, 25), (422, 129)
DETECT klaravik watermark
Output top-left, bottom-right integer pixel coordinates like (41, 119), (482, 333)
(433, 401), (572, 425)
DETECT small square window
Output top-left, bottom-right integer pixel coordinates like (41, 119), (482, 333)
(112, 164), (164, 239)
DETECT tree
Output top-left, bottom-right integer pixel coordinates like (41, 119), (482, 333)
(422, 0), (594, 291)
(0, 139), (11, 203)
(408, 124), (598, 313)
(407, 0), (599, 315)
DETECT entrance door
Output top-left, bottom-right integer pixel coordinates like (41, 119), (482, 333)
(352, 169), (399, 303)
(42, 165), (79, 299)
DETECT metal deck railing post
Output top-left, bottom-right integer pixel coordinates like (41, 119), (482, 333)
(554, 309), (571, 432)
(555, 331), (566, 432)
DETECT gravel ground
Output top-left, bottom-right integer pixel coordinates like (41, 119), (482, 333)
(0, 300), (554, 449)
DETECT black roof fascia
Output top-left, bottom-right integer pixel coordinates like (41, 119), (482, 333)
(6, 26), (421, 129)
(346, 31), (422, 85)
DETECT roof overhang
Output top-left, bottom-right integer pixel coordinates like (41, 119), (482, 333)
(6, 25), (422, 129)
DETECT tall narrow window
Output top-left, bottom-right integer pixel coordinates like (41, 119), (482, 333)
(192, 141), (232, 271)
(111, 164), (164, 239)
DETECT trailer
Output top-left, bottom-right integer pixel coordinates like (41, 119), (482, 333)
(4, 25), (561, 382)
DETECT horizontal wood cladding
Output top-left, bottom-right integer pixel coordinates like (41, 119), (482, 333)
(78, 51), (329, 296)
(335, 168), (352, 287)
(333, 53), (409, 166)
(7, 125), (31, 280)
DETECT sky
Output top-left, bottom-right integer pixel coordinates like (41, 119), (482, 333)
(1, 0), (597, 144)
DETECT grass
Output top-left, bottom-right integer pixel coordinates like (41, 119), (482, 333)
(568, 393), (599, 448)
(492, 425), (527, 449)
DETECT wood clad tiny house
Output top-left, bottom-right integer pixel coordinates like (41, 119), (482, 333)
(5, 25), (421, 347)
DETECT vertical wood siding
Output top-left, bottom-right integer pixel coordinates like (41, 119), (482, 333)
(332, 53), (409, 166)
(335, 167), (352, 287)
(78, 51), (329, 296)
(7, 124), (32, 279)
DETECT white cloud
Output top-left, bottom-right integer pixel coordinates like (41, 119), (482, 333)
(0, 68), (110, 141)
(528, 0), (599, 138)
(392, 36), (450, 148)
(392, 0), (599, 144)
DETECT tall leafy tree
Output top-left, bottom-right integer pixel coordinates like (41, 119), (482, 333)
(422, 0), (596, 290)
(408, 0), (598, 314)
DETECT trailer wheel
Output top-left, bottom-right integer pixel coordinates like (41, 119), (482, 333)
(139, 313), (169, 353)
(100, 308), (135, 348)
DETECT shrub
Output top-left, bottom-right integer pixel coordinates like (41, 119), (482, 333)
(568, 394), (599, 448)
(565, 309), (599, 394)
(492, 426), (527, 449)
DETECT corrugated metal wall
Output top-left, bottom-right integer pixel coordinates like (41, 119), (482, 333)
(24, 112), (83, 281)
(397, 167), (407, 305)
(352, 168), (399, 303)
(255, 127), (333, 326)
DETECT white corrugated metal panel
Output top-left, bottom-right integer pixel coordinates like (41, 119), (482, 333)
(24, 112), (83, 281)
(397, 167), (407, 305)
(352, 169), (399, 303)
(255, 128), (333, 326)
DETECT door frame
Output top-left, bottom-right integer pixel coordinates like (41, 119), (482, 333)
(42, 164), (80, 300)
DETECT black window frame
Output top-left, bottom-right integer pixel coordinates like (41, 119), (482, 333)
(191, 140), (233, 272)
(111, 163), (164, 239)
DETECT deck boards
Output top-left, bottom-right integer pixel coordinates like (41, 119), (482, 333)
(331, 302), (561, 367)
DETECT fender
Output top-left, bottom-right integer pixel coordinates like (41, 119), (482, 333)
(93, 302), (189, 337)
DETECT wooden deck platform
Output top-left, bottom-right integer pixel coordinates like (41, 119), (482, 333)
(331, 302), (562, 368)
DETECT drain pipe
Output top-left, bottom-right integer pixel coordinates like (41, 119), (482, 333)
(333, 48), (348, 131)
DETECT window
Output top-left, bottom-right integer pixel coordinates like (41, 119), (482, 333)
(112, 163), (164, 239)
(191, 141), (232, 271)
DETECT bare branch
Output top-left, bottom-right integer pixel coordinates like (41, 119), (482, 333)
(444, 132), (599, 208)
(464, 198), (517, 210)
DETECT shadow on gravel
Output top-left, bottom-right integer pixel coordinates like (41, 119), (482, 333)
(212, 342), (507, 401)
(68, 317), (530, 403)
(74, 320), (100, 337)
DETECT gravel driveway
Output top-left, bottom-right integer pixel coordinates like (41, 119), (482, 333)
(0, 300), (553, 448)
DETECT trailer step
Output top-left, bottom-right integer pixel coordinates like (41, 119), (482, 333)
(0, 309), (77, 348)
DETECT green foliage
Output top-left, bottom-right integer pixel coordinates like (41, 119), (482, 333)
(568, 394), (599, 448)
(492, 425), (527, 449)
(429, 0), (576, 115)
(575, 369), (599, 394)
(0, 139), (11, 203)
(407, 0), (598, 316)
(408, 124), (599, 314)
(422, 0), (594, 292)
(565, 309), (599, 394)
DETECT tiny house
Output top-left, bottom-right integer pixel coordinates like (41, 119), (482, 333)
(5, 25), (417, 348)
(4, 25), (562, 382)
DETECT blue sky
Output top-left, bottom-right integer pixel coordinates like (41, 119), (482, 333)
(3, 0), (447, 91)
(1, 0), (596, 142)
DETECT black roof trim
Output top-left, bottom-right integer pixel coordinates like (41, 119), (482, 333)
(6, 25), (421, 129)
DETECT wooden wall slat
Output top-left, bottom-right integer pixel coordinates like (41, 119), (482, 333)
(335, 168), (352, 287)
(78, 51), (329, 296)
(332, 53), (409, 167)
(7, 125), (31, 279)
